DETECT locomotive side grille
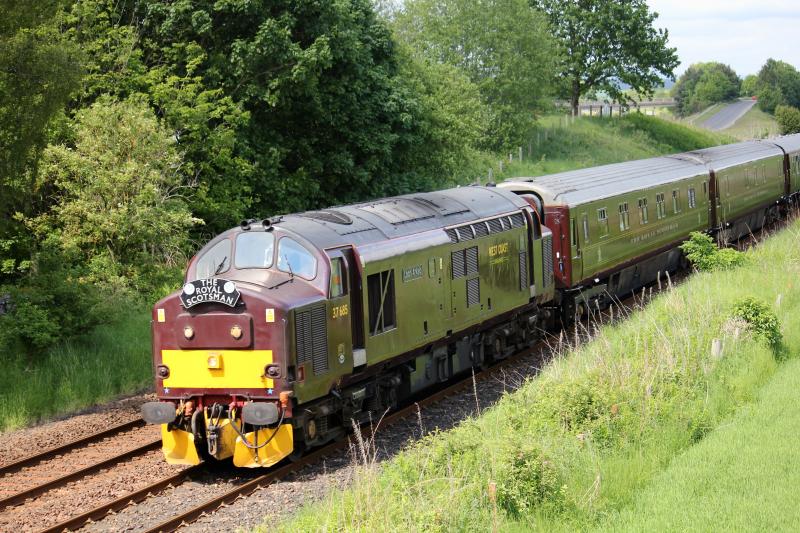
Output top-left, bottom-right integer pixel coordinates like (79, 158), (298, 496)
(472, 222), (489, 238)
(295, 310), (312, 365)
(452, 250), (466, 279)
(465, 246), (479, 276)
(510, 213), (525, 227)
(519, 251), (528, 291)
(295, 305), (329, 375)
(542, 234), (553, 288)
(466, 278), (480, 307)
(487, 218), (503, 234)
(445, 228), (458, 243)
(311, 305), (328, 375)
(457, 226), (474, 241)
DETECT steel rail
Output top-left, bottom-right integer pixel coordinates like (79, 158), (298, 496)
(0, 439), (161, 511)
(0, 418), (145, 476)
(37, 465), (204, 533)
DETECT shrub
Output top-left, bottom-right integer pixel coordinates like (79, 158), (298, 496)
(495, 442), (564, 517)
(730, 297), (782, 350)
(680, 232), (745, 271)
(775, 105), (800, 134)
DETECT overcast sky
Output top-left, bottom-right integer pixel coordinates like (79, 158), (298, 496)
(647, 0), (800, 77)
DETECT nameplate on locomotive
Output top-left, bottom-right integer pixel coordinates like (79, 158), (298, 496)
(180, 278), (241, 308)
(402, 265), (423, 283)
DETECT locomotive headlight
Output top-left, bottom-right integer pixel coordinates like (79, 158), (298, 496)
(230, 324), (243, 340)
(183, 325), (195, 340)
(265, 364), (281, 379)
(207, 353), (222, 369)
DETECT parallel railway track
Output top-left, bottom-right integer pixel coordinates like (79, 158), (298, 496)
(38, 338), (550, 533)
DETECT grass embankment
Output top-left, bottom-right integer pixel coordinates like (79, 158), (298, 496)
(599, 356), (800, 531)
(496, 114), (731, 180)
(274, 218), (800, 532)
(722, 104), (780, 140)
(0, 310), (152, 431)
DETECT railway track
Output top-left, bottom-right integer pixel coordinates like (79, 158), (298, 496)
(38, 338), (552, 533)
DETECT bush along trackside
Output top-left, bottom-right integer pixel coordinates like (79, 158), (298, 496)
(272, 217), (800, 532)
(679, 231), (746, 271)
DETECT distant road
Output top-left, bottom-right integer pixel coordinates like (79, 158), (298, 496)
(702, 99), (756, 131)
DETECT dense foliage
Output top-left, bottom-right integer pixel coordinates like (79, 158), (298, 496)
(531, 0), (678, 115)
(753, 59), (800, 114)
(673, 63), (741, 117)
(395, 0), (557, 148)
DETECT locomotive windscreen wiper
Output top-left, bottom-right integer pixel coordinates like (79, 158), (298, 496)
(214, 256), (228, 275)
(268, 255), (295, 290)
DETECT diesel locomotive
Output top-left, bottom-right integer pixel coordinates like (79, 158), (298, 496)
(141, 135), (800, 468)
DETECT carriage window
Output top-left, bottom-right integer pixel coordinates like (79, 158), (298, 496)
(194, 239), (231, 280)
(277, 238), (317, 280)
(703, 182), (708, 198)
(672, 189), (682, 213)
(638, 198), (649, 224)
(597, 208), (609, 236)
(329, 257), (346, 298)
(656, 193), (666, 219)
(688, 188), (697, 209)
(235, 232), (275, 269)
(618, 202), (630, 231)
(582, 214), (590, 242)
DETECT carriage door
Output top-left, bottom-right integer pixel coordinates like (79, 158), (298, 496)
(570, 216), (583, 282)
(326, 247), (363, 370)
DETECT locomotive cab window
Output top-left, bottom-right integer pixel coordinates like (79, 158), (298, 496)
(367, 270), (396, 335)
(688, 187), (697, 209)
(582, 213), (589, 242)
(194, 239), (231, 280)
(234, 232), (275, 269)
(277, 238), (317, 280)
(329, 257), (346, 298)
(656, 193), (666, 219)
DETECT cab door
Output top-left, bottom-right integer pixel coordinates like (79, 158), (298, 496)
(325, 248), (358, 372)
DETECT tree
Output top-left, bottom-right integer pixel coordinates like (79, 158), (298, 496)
(395, 0), (558, 148)
(0, 1), (82, 279)
(741, 74), (759, 97)
(29, 98), (197, 292)
(65, 0), (464, 232)
(755, 59), (800, 113)
(672, 62), (740, 117)
(775, 105), (800, 134)
(531, 0), (678, 115)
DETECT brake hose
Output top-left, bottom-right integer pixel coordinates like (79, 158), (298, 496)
(229, 407), (286, 450)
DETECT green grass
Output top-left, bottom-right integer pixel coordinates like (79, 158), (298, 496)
(494, 114), (731, 181)
(0, 309), (152, 431)
(722, 104), (780, 140)
(272, 218), (800, 532)
(596, 355), (800, 532)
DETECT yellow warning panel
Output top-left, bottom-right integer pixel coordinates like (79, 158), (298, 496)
(161, 349), (273, 389)
(161, 425), (201, 465)
(233, 423), (293, 468)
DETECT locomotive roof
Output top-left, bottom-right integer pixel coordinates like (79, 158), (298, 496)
(272, 186), (529, 250)
(498, 155), (707, 206)
(765, 133), (800, 154)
